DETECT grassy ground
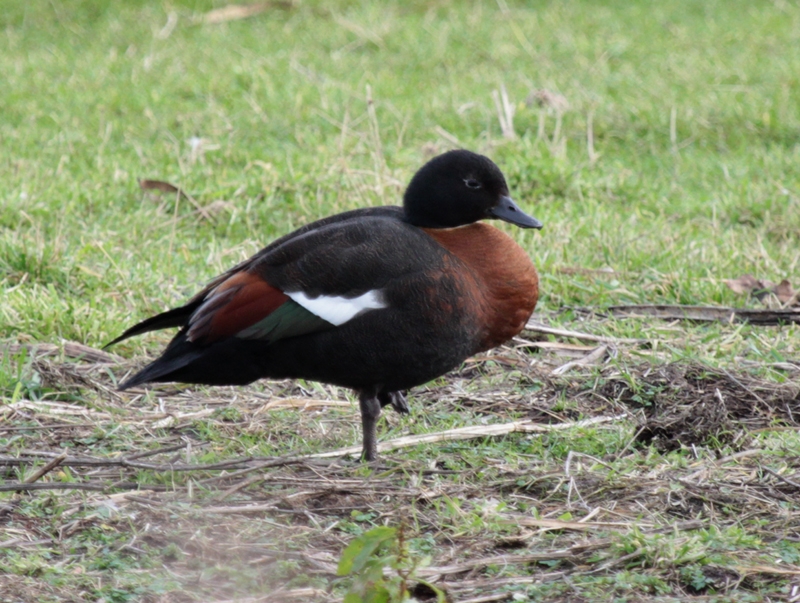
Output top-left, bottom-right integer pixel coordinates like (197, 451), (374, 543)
(1, 0), (799, 601)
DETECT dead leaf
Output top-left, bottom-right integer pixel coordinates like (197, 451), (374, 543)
(138, 179), (212, 222)
(139, 179), (185, 196)
(723, 274), (762, 295)
(724, 274), (799, 307)
(775, 279), (799, 305)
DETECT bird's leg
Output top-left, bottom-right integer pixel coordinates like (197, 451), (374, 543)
(378, 390), (409, 415)
(358, 388), (382, 462)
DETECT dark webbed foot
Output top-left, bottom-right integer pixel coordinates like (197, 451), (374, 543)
(378, 390), (409, 415)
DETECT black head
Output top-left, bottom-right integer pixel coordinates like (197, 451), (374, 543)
(402, 150), (542, 230)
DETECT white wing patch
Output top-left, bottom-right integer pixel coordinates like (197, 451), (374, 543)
(286, 290), (387, 326)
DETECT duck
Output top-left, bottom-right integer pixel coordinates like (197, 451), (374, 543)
(107, 150), (542, 461)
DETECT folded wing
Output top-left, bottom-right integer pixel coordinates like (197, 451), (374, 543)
(110, 209), (437, 389)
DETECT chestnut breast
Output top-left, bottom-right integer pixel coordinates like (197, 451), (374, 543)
(422, 223), (539, 353)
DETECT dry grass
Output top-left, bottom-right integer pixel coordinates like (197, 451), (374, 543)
(2, 332), (799, 602)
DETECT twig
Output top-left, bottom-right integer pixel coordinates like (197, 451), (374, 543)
(762, 466), (800, 490)
(0, 423), (96, 432)
(205, 588), (326, 603)
(0, 455), (253, 472)
(309, 415), (626, 459)
(203, 499), (288, 515)
(552, 345), (608, 375)
(0, 482), (108, 492)
(417, 540), (612, 577)
(216, 475), (266, 501)
(683, 449), (763, 481)
(605, 304), (800, 325)
(3, 400), (114, 419)
(0, 481), (168, 493)
(514, 340), (597, 352)
(260, 398), (353, 411)
(446, 575), (541, 592)
(461, 593), (513, 603)
(124, 443), (192, 461)
(0, 538), (55, 549)
(586, 548), (643, 574)
(199, 457), (311, 485)
(458, 594), (511, 603)
(503, 516), (638, 532)
(523, 321), (646, 345)
(564, 450), (617, 476)
(2, 342), (122, 364)
(120, 493), (166, 506)
(23, 452), (68, 484)
(735, 564), (800, 576)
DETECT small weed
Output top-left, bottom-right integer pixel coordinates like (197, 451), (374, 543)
(0, 348), (46, 401)
(680, 564), (712, 592)
(777, 541), (800, 565)
(337, 525), (445, 603)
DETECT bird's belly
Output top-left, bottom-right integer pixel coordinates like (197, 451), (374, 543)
(254, 303), (480, 390)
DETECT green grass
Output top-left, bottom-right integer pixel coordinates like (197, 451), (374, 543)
(2, 1), (800, 601)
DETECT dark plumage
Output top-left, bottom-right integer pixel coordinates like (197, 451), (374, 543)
(107, 150), (542, 461)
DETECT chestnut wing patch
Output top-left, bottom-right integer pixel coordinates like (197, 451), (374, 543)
(186, 272), (330, 344)
(186, 271), (387, 346)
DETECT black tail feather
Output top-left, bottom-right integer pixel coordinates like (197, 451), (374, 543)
(104, 304), (197, 349)
(118, 368), (161, 390)
(118, 357), (195, 390)
(117, 335), (202, 390)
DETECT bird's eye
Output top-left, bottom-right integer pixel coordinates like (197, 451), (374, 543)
(464, 179), (481, 189)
